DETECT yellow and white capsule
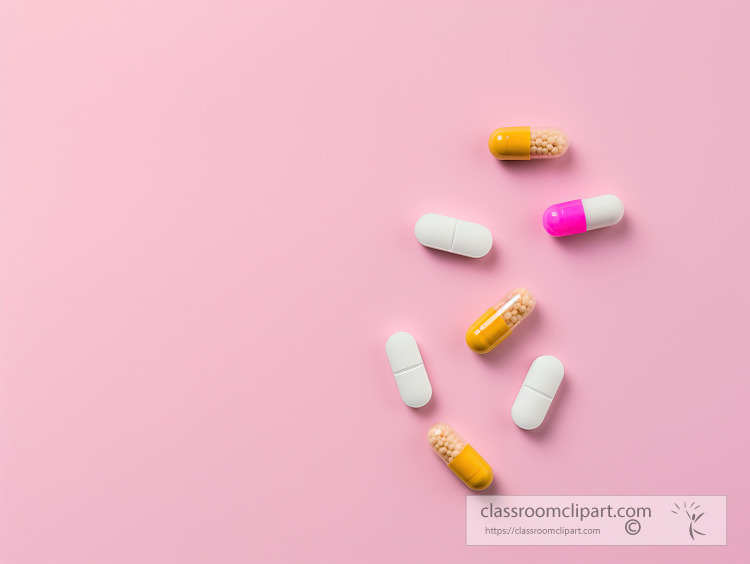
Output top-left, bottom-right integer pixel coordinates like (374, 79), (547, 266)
(427, 422), (493, 490)
(488, 126), (569, 160)
(466, 288), (536, 354)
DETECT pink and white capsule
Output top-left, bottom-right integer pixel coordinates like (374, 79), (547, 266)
(543, 195), (624, 237)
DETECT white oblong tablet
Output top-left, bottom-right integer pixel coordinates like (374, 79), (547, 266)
(385, 332), (432, 408)
(582, 195), (624, 231)
(511, 355), (564, 430)
(414, 213), (492, 258)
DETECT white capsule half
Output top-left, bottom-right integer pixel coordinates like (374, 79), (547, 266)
(582, 195), (625, 231)
(385, 332), (432, 408)
(415, 213), (492, 258)
(511, 355), (564, 430)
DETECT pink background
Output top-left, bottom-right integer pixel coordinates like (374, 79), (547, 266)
(1, 1), (749, 563)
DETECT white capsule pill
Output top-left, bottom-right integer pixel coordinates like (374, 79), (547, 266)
(385, 332), (432, 408)
(511, 355), (564, 430)
(414, 213), (492, 258)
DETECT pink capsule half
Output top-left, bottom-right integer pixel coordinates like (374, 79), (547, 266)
(543, 195), (624, 237)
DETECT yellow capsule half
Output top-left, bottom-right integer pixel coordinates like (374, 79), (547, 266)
(489, 126), (569, 160)
(466, 288), (535, 354)
(428, 423), (493, 491)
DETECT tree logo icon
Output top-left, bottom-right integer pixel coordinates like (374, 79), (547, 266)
(671, 501), (705, 540)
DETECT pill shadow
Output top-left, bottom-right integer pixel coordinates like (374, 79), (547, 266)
(495, 148), (577, 180)
(411, 392), (439, 418)
(521, 374), (570, 443)
(480, 478), (502, 495)
(548, 214), (631, 250)
(419, 245), (499, 270)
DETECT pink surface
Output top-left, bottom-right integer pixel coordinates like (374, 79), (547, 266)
(1, 1), (749, 563)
